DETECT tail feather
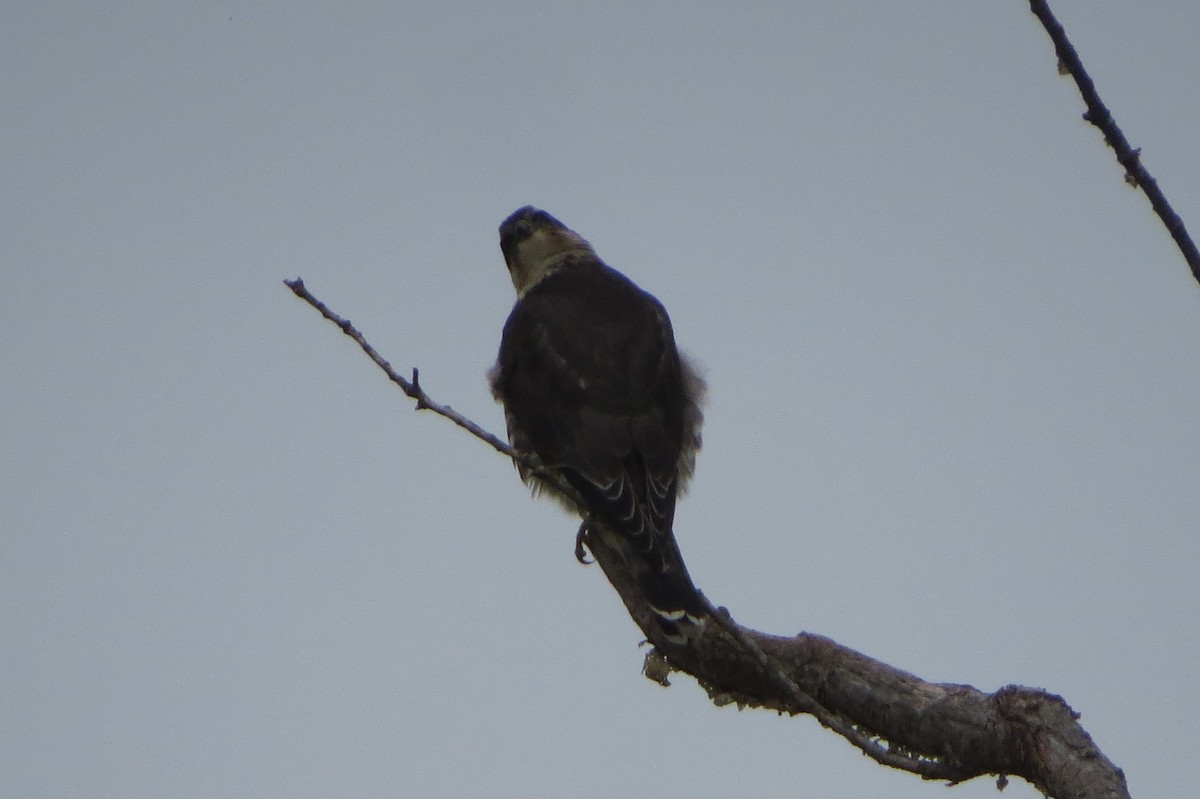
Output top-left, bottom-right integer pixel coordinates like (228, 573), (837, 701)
(579, 520), (707, 645)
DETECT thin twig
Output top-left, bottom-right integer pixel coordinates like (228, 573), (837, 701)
(284, 277), (515, 458)
(284, 277), (592, 511)
(1030, 0), (1200, 284)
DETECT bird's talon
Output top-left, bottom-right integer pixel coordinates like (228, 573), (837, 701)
(574, 523), (594, 564)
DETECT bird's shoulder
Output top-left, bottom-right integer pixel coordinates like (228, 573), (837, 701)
(506, 257), (669, 340)
(496, 257), (678, 412)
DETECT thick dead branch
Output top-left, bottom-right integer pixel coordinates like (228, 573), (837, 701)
(585, 522), (1129, 799)
(286, 279), (1131, 798)
(1029, 0), (1200, 285)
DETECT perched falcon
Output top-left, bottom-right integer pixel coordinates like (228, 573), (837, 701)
(489, 206), (707, 642)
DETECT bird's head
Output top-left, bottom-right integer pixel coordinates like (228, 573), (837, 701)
(499, 206), (595, 296)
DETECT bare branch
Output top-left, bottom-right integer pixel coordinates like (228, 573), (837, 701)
(1029, 0), (1200, 284)
(286, 279), (1131, 798)
(284, 278), (587, 507)
(284, 277), (514, 459)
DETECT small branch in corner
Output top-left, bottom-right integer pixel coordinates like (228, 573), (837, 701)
(1029, 0), (1200, 283)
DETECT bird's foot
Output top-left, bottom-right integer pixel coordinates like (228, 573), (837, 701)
(574, 521), (594, 565)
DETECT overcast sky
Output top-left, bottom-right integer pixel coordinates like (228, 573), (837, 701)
(4, 3), (1198, 797)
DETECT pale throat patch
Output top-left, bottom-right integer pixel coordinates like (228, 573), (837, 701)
(510, 228), (594, 296)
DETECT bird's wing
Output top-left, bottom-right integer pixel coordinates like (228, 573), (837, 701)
(493, 264), (685, 557)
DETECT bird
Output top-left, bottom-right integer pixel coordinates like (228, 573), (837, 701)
(489, 206), (707, 643)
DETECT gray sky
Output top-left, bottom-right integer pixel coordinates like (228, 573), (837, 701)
(4, 3), (1198, 797)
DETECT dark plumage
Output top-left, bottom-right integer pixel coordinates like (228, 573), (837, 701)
(490, 207), (706, 639)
